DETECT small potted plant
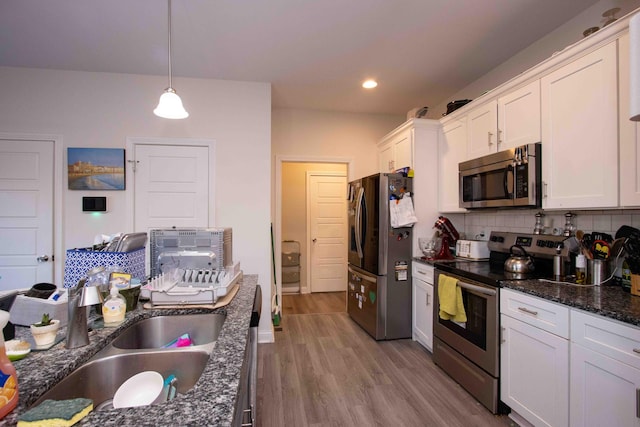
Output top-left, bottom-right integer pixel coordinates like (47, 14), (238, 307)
(30, 313), (60, 347)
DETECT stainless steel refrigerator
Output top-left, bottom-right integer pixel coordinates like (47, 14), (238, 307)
(347, 172), (413, 340)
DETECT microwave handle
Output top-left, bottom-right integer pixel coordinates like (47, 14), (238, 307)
(504, 164), (514, 199)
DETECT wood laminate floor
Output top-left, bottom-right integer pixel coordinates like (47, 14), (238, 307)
(282, 291), (346, 315)
(257, 308), (511, 426)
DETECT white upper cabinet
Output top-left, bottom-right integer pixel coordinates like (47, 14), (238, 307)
(378, 123), (413, 173)
(439, 118), (467, 212)
(619, 33), (640, 207)
(466, 81), (541, 161)
(466, 100), (498, 159)
(541, 41), (618, 209)
(498, 80), (541, 150)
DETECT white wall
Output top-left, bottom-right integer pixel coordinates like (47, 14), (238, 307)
(430, 0), (640, 118)
(272, 109), (404, 180)
(0, 66), (274, 341)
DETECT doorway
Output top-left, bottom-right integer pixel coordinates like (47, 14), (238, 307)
(280, 162), (348, 297)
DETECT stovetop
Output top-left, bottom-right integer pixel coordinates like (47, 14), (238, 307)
(432, 253), (555, 287)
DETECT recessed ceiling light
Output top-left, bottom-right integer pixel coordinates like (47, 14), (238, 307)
(362, 79), (378, 89)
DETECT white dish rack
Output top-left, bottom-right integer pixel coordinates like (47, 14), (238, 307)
(143, 263), (241, 305)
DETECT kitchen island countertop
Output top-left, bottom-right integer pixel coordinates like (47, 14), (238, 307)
(1, 274), (258, 426)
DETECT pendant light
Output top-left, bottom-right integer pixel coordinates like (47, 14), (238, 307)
(154, 0), (189, 119)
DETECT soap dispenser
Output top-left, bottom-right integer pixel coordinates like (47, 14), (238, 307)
(0, 310), (18, 420)
(103, 286), (126, 327)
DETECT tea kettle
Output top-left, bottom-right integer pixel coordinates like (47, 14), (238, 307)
(504, 245), (535, 274)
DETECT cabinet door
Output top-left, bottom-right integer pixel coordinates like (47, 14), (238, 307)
(412, 277), (433, 351)
(379, 141), (394, 172)
(439, 119), (467, 212)
(570, 343), (640, 427)
(541, 41), (618, 209)
(498, 80), (541, 150)
(501, 314), (569, 427)
(394, 129), (413, 171)
(619, 34), (640, 206)
(467, 100), (498, 159)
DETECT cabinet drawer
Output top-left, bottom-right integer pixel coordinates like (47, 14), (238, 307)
(412, 263), (434, 284)
(571, 310), (640, 370)
(500, 289), (569, 339)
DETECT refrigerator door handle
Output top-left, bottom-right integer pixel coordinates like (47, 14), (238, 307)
(355, 187), (364, 259)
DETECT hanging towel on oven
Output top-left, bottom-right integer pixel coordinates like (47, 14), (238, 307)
(438, 274), (467, 323)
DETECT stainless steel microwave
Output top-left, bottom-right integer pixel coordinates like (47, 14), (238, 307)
(459, 143), (541, 209)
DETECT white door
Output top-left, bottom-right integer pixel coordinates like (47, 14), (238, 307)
(133, 143), (210, 232)
(0, 139), (54, 290)
(130, 141), (211, 274)
(308, 173), (347, 293)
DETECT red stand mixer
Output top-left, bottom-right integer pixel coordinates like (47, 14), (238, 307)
(430, 216), (460, 260)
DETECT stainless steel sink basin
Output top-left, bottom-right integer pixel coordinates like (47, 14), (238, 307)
(33, 351), (209, 410)
(111, 313), (225, 350)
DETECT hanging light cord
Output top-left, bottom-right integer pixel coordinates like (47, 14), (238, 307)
(167, 0), (173, 89)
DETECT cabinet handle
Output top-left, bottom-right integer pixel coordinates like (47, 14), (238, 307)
(417, 269), (428, 275)
(633, 348), (640, 355)
(497, 129), (503, 144)
(500, 326), (506, 344)
(636, 389), (640, 418)
(517, 307), (538, 316)
(426, 291), (430, 307)
(543, 182), (548, 198)
(488, 131), (494, 146)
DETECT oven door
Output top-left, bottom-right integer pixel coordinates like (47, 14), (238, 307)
(433, 270), (499, 376)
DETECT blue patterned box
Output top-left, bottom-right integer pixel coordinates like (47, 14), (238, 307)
(64, 248), (146, 288)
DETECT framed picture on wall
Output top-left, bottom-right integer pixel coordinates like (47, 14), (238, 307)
(67, 148), (125, 190)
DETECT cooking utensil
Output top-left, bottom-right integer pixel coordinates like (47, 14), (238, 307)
(504, 245), (535, 274)
(591, 240), (611, 260)
(615, 225), (640, 240)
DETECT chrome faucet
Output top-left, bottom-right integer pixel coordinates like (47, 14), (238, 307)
(65, 280), (104, 349)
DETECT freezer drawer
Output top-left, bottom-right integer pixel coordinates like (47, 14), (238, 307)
(348, 265), (381, 339)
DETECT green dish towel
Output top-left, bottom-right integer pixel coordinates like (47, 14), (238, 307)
(438, 274), (467, 323)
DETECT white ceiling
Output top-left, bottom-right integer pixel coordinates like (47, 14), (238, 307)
(0, 0), (604, 115)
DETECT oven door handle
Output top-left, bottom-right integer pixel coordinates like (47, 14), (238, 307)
(457, 280), (497, 296)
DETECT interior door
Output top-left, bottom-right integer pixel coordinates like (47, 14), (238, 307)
(0, 139), (54, 290)
(132, 142), (211, 273)
(133, 143), (209, 231)
(308, 173), (347, 293)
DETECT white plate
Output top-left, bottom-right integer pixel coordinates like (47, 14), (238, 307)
(113, 371), (164, 408)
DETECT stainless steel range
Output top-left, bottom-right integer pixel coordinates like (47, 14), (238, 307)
(432, 231), (568, 414)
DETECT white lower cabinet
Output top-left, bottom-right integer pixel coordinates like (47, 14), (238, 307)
(412, 263), (434, 351)
(570, 310), (640, 427)
(500, 289), (569, 427)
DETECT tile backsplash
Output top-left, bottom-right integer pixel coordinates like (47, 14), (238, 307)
(447, 209), (640, 240)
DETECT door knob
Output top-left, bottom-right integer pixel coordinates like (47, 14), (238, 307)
(312, 238), (317, 243)
(36, 255), (50, 262)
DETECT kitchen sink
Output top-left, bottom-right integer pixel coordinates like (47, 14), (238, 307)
(110, 313), (226, 350)
(33, 350), (210, 410)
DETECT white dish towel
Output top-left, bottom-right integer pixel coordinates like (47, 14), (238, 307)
(389, 194), (417, 228)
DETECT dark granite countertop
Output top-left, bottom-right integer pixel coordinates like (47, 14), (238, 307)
(1, 275), (258, 426)
(414, 256), (640, 328)
(500, 279), (640, 327)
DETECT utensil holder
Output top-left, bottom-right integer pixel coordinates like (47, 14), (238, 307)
(587, 259), (608, 285)
(631, 274), (640, 296)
